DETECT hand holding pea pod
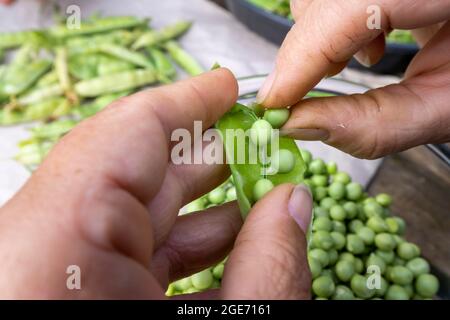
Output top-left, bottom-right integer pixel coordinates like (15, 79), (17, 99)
(0, 69), (313, 299)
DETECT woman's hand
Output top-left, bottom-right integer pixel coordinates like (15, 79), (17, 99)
(0, 69), (312, 299)
(258, 0), (450, 159)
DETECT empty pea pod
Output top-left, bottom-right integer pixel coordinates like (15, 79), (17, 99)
(97, 43), (154, 69)
(74, 68), (157, 97)
(0, 30), (45, 49)
(148, 48), (176, 83)
(132, 20), (192, 50)
(36, 70), (59, 88)
(215, 103), (305, 218)
(23, 97), (70, 121)
(17, 84), (64, 106)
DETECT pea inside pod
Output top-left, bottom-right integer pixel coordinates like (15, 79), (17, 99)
(215, 103), (305, 218)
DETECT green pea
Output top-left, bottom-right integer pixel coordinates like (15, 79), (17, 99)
(345, 182), (363, 201)
(191, 269), (214, 290)
(393, 257), (406, 266)
(313, 216), (333, 232)
(389, 266), (414, 285)
(403, 284), (414, 298)
(375, 249), (395, 264)
(363, 201), (384, 218)
(331, 232), (346, 250)
(312, 231), (334, 250)
(208, 187), (226, 204)
(375, 233), (396, 251)
(250, 119), (273, 147)
(366, 216), (388, 233)
(343, 201), (358, 219)
(326, 161), (338, 174)
(299, 149), (312, 164)
(271, 149), (296, 173)
(332, 221), (346, 234)
(313, 206), (329, 218)
(375, 276), (389, 297)
(328, 249), (339, 265)
(385, 285), (409, 300)
(309, 248), (330, 268)
(366, 253), (386, 274)
(312, 276), (335, 298)
(346, 234), (365, 255)
(354, 258), (364, 274)
(173, 277), (192, 291)
(376, 193), (392, 207)
(332, 285), (355, 300)
(348, 219), (364, 233)
(311, 174), (328, 187)
(406, 257), (430, 277)
(415, 274), (439, 298)
(320, 197), (337, 211)
(308, 257), (323, 279)
(393, 217), (406, 234)
(226, 187), (237, 201)
(320, 268), (335, 281)
(253, 178), (274, 201)
(397, 242), (420, 260)
(211, 279), (221, 289)
(328, 182), (346, 200)
(329, 205), (346, 221)
(357, 227), (375, 245)
(313, 186), (328, 201)
(392, 234), (405, 246)
(333, 171), (351, 184)
(185, 198), (205, 213)
(350, 274), (375, 299)
(309, 159), (326, 175)
(212, 264), (224, 279)
(385, 217), (400, 234)
(263, 108), (290, 128)
(339, 252), (355, 264)
(335, 260), (355, 282)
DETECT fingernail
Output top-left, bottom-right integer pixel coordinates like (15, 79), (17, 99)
(355, 51), (372, 67)
(280, 128), (329, 141)
(288, 184), (313, 233)
(256, 72), (276, 103)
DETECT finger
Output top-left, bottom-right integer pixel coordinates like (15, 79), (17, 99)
(148, 161), (230, 248)
(150, 202), (242, 286)
(353, 33), (386, 67)
(411, 23), (445, 48)
(284, 78), (450, 159)
(221, 184), (313, 300)
(257, 0), (450, 107)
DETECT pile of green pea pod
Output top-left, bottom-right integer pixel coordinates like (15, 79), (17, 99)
(1, 14), (204, 169)
(247, 0), (416, 44)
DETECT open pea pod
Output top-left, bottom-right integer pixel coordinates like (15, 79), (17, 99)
(215, 103), (306, 218)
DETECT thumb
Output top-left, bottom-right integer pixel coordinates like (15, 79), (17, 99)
(221, 184), (313, 300)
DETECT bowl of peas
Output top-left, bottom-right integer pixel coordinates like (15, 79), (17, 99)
(227, 0), (419, 75)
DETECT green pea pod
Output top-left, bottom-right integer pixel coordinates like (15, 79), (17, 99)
(164, 41), (204, 76)
(97, 56), (135, 76)
(17, 84), (64, 106)
(23, 97), (68, 121)
(98, 43), (154, 69)
(74, 69), (157, 97)
(148, 48), (176, 83)
(132, 21), (192, 50)
(215, 103), (306, 218)
(0, 59), (52, 96)
(36, 70), (59, 88)
(68, 54), (102, 80)
(30, 119), (77, 140)
(50, 16), (148, 38)
(55, 47), (72, 92)
(15, 140), (54, 169)
(0, 30), (46, 49)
